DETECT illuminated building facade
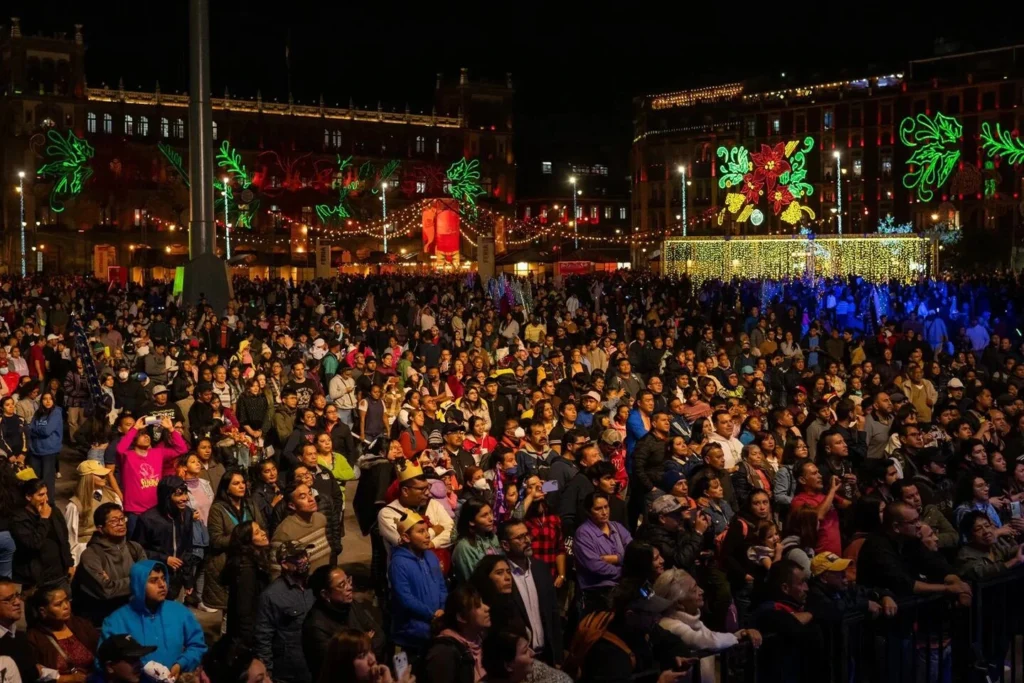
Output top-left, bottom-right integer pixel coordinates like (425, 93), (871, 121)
(0, 19), (515, 274)
(631, 44), (1024, 245)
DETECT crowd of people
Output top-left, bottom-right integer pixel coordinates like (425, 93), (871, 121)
(0, 269), (1023, 683)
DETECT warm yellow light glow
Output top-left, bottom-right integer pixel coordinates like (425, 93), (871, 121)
(165, 246), (171, 253)
(569, 176), (576, 184)
(18, 171), (25, 179)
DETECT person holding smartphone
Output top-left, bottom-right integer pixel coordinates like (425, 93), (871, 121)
(790, 461), (846, 555)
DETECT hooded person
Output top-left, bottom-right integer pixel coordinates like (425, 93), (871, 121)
(130, 477), (195, 599)
(99, 560), (207, 677)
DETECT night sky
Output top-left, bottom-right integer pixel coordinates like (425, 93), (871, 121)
(11, 4), (1023, 174)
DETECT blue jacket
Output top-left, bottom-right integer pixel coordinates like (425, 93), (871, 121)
(390, 546), (447, 648)
(625, 408), (649, 470)
(99, 560), (207, 672)
(29, 407), (63, 456)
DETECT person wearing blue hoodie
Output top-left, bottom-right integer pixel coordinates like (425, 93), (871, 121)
(389, 510), (447, 654)
(100, 559), (207, 678)
(28, 391), (63, 503)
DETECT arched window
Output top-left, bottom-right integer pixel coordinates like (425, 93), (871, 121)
(86, 112), (97, 133)
(332, 130), (342, 148)
(173, 118), (185, 138)
(212, 120), (218, 140)
(138, 116), (149, 136)
(415, 135), (425, 153)
(102, 113), (113, 134)
(324, 128), (330, 147)
(125, 114), (134, 136)
(160, 117), (169, 138)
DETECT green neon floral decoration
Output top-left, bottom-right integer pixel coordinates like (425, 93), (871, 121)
(446, 158), (486, 206)
(899, 112), (962, 202)
(715, 137), (816, 226)
(980, 122), (1024, 166)
(37, 129), (95, 213)
(316, 155), (358, 223)
(215, 141), (259, 229)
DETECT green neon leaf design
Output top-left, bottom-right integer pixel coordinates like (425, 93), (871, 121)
(899, 113), (962, 202)
(783, 136), (815, 199)
(215, 141), (250, 188)
(316, 155), (360, 224)
(716, 145), (749, 190)
(980, 122), (1024, 166)
(36, 129), (95, 213)
(446, 157), (486, 205)
(158, 142), (191, 188)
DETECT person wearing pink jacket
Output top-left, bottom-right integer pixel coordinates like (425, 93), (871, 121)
(117, 415), (189, 535)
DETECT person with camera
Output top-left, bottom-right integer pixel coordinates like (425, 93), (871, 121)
(635, 495), (709, 574)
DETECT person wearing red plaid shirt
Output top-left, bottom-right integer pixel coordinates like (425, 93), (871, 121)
(519, 475), (567, 588)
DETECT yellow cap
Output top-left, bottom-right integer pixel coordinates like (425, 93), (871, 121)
(397, 511), (425, 535)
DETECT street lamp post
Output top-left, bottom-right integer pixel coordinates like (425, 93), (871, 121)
(833, 151), (842, 236)
(222, 176), (231, 259)
(381, 181), (388, 254)
(677, 165), (687, 237)
(569, 176), (578, 248)
(17, 171), (25, 276)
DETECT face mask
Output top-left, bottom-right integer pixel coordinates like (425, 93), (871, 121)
(119, 371), (129, 380)
(513, 427), (526, 439)
(472, 478), (490, 491)
(291, 557), (311, 575)
(0, 367), (7, 375)
(504, 466), (519, 479)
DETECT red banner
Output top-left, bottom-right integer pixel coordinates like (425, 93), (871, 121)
(422, 199), (461, 256)
(557, 261), (592, 275)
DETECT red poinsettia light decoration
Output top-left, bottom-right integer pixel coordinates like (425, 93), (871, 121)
(740, 173), (761, 203)
(768, 185), (794, 213)
(750, 143), (791, 194)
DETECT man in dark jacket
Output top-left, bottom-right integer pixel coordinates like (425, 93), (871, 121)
(635, 495), (708, 573)
(484, 375), (514, 438)
(302, 566), (383, 679)
(73, 502), (147, 625)
(113, 368), (148, 418)
(187, 383), (217, 442)
(546, 428), (586, 512)
(254, 541), (318, 683)
(131, 476), (194, 598)
(630, 411), (672, 529)
(11, 477), (72, 589)
(0, 579), (41, 683)
(752, 559), (825, 683)
(556, 443), (603, 529)
(805, 552), (897, 625)
(498, 520), (564, 665)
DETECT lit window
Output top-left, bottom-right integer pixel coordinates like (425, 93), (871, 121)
(746, 120), (756, 137)
(619, 207), (627, 220)
(416, 181), (426, 194)
(87, 112), (97, 133)
(435, 138), (440, 155)
(324, 129), (330, 147)
(824, 109), (834, 130)
(40, 117), (55, 129)
(212, 120), (218, 140)
(138, 116), (148, 136)
(881, 153), (893, 178)
(301, 206), (313, 223)
(124, 115), (134, 136)
(575, 205), (582, 219)
(332, 130), (342, 148)
(415, 136), (425, 153)
(594, 165), (608, 176)
(541, 161), (552, 175)
(524, 206), (532, 220)
(173, 119), (185, 138)
(771, 117), (780, 134)
(134, 208), (147, 226)
(604, 206), (612, 219)
(590, 206), (598, 219)
(102, 113), (112, 134)
(160, 118), (169, 138)
(852, 158), (863, 178)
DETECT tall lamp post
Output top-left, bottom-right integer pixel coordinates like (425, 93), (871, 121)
(17, 171), (25, 276)
(381, 181), (389, 254)
(833, 151), (843, 236)
(677, 165), (688, 237)
(569, 176), (578, 248)
(221, 176), (232, 259)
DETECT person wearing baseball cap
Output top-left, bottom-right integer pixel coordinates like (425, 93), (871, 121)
(95, 634), (158, 683)
(806, 552), (898, 622)
(577, 390), (603, 429)
(251, 541), (317, 683)
(67, 459), (121, 561)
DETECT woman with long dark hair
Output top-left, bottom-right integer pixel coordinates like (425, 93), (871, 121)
(29, 392), (63, 503)
(719, 490), (774, 614)
(772, 437), (810, 513)
(621, 541), (666, 585)
(26, 584), (98, 680)
(317, 628), (415, 683)
(452, 497), (503, 582)
(425, 583), (492, 683)
(204, 468), (265, 612)
(223, 519), (272, 646)
(0, 396), (28, 465)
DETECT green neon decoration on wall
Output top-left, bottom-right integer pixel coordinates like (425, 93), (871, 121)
(216, 141), (251, 188)
(215, 141), (258, 229)
(980, 122), (1024, 166)
(899, 112), (961, 202)
(316, 155), (358, 223)
(158, 143), (190, 188)
(446, 158), (486, 206)
(715, 137), (816, 225)
(37, 129), (95, 212)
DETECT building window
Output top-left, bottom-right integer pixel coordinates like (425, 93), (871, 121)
(851, 107), (862, 126)
(416, 181), (426, 194)
(138, 116), (148, 136)
(881, 149), (893, 178)
(124, 115), (134, 136)
(86, 112), (97, 133)
(332, 130), (342, 149)
(415, 135), (425, 153)
(619, 207), (627, 220)
(134, 208), (147, 226)
(102, 113), (112, 134)
(746, 119), (756, 137)
(852, 157), (863, 178)
(575, 205), (582, 219)
(947, 96), (960, 114)
(590, 206), (599, 220)
(212, 121), (218, 140)
(524, 206), (532, 220)
(173, 119), (185, 138)
(771, 117), (780, 134)
(604, 206), (613, 219)
(301, 206), (313, 224)
(324, 129), (330, 147)
(40, 117), (56, 129)
(541, 161), (552, 175)
(161, 117), (169, 138)
(823, 109), (834, 130)
(594, 165), (608, 176)
(795, 113), (806, 133)
(435, 138), (441, 155)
